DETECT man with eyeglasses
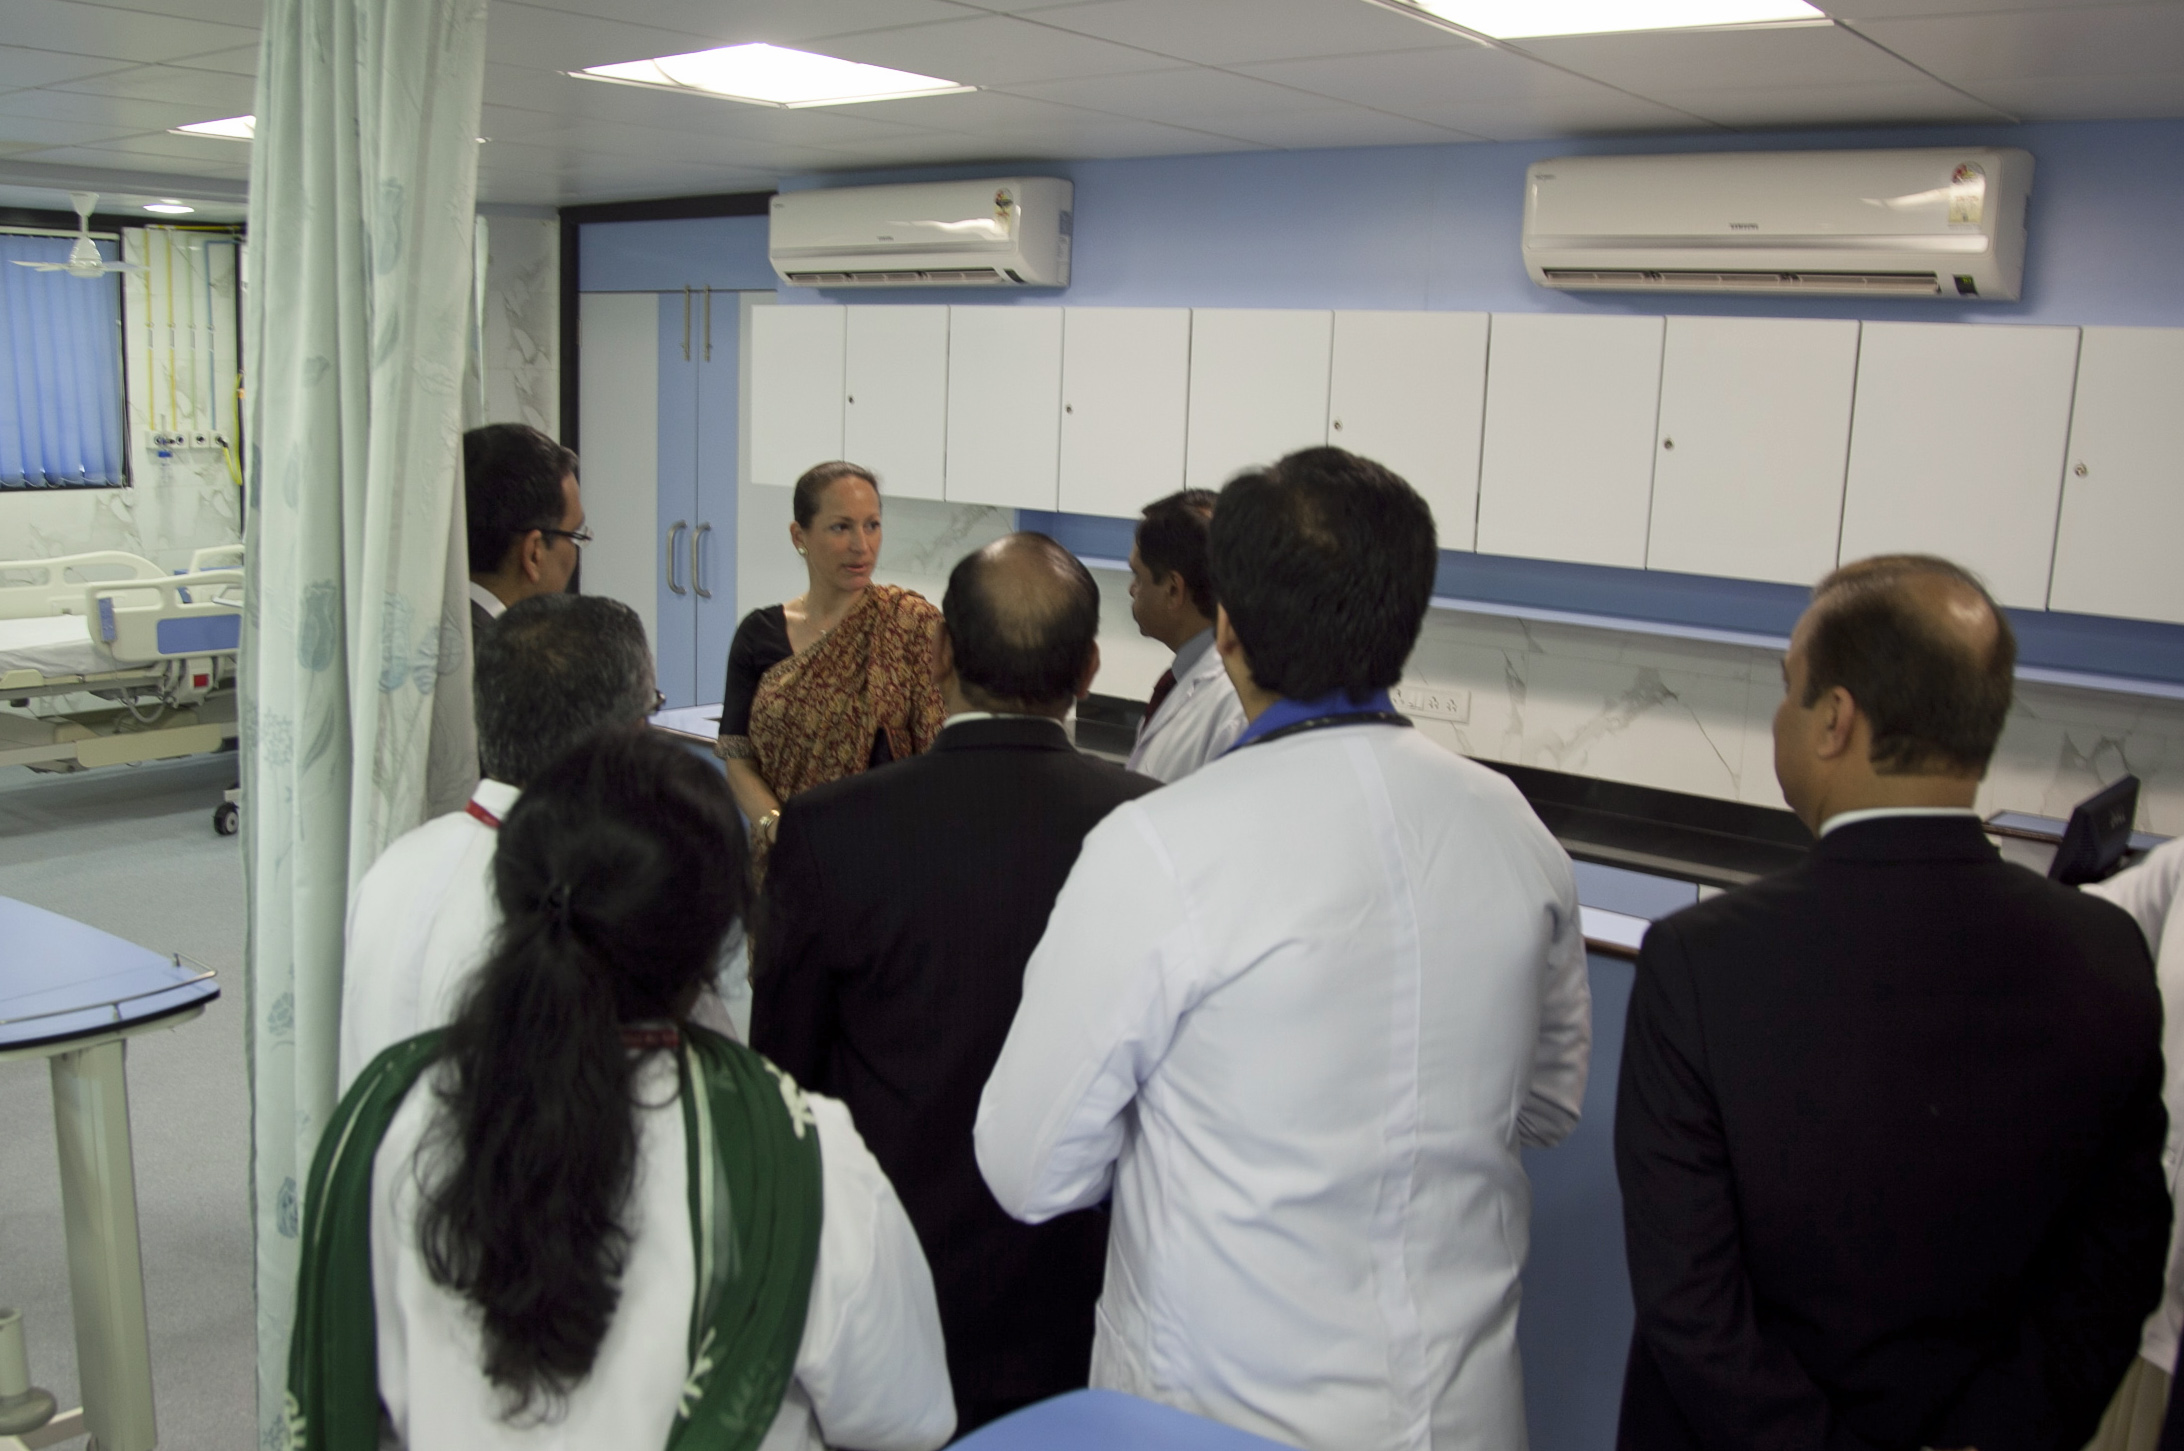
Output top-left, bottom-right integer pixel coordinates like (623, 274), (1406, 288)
(463, 422), (588, 636)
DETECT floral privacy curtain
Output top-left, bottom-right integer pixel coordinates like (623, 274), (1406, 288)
(239, 0), (485, 1441)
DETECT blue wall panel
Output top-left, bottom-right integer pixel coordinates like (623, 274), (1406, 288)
(580, 215), (774, 293)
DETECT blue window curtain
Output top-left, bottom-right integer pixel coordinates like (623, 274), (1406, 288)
(0, 233), (126, 488)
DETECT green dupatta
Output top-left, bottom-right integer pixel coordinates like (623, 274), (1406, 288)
(284, 1024), (823, 1451)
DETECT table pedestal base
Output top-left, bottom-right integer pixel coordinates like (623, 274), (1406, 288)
(51, 1039), (154, 1451)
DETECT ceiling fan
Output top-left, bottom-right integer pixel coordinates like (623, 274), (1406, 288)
(10, 193), (147, 279)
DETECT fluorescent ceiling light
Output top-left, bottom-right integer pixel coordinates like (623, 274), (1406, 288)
(171, 114), (255, 139)
(143, 200), (195, 215)
(1398, 0), (1824, 38)
(573, 42), (971, 108)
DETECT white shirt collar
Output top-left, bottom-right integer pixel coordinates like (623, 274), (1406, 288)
(1818, 805), (1982, 837)
(467, 579), (508, 621)
(469, 778), (520, 825)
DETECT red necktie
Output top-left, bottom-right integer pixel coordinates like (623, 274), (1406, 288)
(1143, 669), (1178, 726)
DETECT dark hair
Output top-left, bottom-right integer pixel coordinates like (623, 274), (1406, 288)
(417, 728), (749, 1419)
(792, 461), (879, 529)
(1208, 447), (1437, 704)
(942, 533), (1100, 710)
(1135, 489), (1220, 619)
(465, 424), (578, 573)
(1803, 554), (2016, 776)
(475, 595), (653, 787)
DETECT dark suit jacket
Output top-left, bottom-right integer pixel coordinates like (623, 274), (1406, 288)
(468, 597), (496, 640)
(751, 715), (1160, 1422)
(1615, 815), (2170, 1451)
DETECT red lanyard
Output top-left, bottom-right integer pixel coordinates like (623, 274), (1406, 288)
(465, 799), (501, 829)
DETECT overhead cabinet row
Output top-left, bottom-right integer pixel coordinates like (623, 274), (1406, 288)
(749, 305), (2184, 626)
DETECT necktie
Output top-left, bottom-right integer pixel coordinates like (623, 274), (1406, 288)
(1143, 669), (1178, 726)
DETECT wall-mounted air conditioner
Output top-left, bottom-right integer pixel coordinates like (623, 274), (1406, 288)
(1522, 148), (2032, 301)
(769, 177), (1072, 289)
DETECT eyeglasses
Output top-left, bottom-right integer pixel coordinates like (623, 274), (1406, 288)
(652, 690), (667, 715)
(540, 526), (593, 548)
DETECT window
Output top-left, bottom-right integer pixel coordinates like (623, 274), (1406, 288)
(0, 232), (126, 488)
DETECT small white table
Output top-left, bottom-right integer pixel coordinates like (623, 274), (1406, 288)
(0, 897), (219, 1451)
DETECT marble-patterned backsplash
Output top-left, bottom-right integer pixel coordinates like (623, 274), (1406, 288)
(480, 215), (559, 438)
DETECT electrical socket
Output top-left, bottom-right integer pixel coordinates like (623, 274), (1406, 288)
(189, 431), (211, 449)
(1391, 682), (1471, 724)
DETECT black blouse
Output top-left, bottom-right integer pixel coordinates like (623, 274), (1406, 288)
(718, 605), (893, 768)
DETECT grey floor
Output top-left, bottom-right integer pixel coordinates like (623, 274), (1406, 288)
(0, 753), (255, 1450)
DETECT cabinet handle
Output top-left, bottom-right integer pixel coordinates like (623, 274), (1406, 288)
(693, 523), (713, 599)
(1661, 438), (1675, 451)
(681, 287), (692, 362)
(2074, 462), (2089, 477)
(1064, 403), (1073, 414)
(666, 521), (688, 596)
(703, 287), (714, 362)
(846, 394), (856, 404)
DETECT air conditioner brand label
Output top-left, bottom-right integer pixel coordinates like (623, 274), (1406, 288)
(1949, 163), (1985, 225)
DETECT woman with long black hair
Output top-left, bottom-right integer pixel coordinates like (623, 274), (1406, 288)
(287, 728), (954, 1451)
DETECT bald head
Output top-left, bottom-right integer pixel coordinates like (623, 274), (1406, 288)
(1803, 554), (2015, 776)
(942, 533), (1102, 713)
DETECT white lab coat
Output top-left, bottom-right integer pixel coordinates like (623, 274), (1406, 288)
(373, 1058), (956, 1451)
(340, 780), (749, 1093)
(1124, 635), (1247, 784)
(975, 723), (1591, 1451)
(2088, 835), (2184, 1375)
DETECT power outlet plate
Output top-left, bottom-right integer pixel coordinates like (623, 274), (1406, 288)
(1392, 682), (1471, 724)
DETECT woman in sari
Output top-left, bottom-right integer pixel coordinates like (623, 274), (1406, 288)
(716, 462), (944, 867)
(288, 729), (954, 1451)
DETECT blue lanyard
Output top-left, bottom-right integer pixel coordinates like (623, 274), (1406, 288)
(1223, 689), (1409, 756)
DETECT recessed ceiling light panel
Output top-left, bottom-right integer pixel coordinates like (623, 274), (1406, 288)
(171, 115), (256, 139)
(574, 42), (971, 108)
(1401, 0), (1824, 38)
(143, 201), (196, 215)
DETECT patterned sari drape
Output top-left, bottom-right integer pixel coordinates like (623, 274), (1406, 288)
(747, 583), (944, 804)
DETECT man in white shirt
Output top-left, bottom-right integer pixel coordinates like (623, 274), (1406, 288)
(337, 592), (656, 1091)
(463, 423), (586, 636)
(976, 447), (1592, 1451)
(1124, 489), (1246, 782)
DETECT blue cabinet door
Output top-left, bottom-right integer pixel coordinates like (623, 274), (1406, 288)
(694, 288), (741, 710)
(656, 289), (700, 707)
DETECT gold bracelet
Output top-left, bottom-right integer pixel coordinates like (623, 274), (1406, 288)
(755, 809), (781, 840)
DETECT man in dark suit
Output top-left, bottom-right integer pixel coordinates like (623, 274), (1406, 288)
(462, 422), (584, 636)
(1617, 553), (2170, 1451)
(752, 531), (1159, 1435)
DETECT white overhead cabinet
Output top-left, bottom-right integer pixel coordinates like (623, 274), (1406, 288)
(1057, 308), (1190, 518)
(1476, 313), (1664, 569)
(1327, 311), (1489, 551)
(748, 305), (844, 488)
(1837, 322), (2081, 609)
(1645, 316), (1860, 587)
(944, 307), (1063, 510)
(1185, 308), (1333, 491)
(844, 305), (949, 502)
(2048, 326), (2184, 624)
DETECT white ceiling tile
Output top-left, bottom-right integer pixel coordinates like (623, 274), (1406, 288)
(165, 45), (258, 78)
(505, 0), (985, 46)
(1818, 0), (2128, 20)
(1851, 5), (2184, 82)
(0, 116), (148, 149)
(478, 66), (936, 146)
(46, 63), (258, 111)
(998, 66), (1352, 124)
(6, 0), (259, 65)
(1234, 44), (1711, 132)
(1514, 21), (1927, 91)
(0, 49), (136, 94)
(486, 4), (729, 73)
(803, 15), (1178, 86)
(1016, 0), (1477, 66)
(73, 0), (266, 27)
(0, 89), (220, 133)
(1966, 71), (2184, 114)
(1209, 106), (1483, 146)
(13, 143), (250, 179)
(1656, 76), (2014, 124)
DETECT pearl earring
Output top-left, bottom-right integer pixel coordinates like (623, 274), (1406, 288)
(797, 547), (807, 557)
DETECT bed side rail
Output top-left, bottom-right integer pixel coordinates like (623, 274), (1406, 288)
(0, 552), (167, 621)
(85, 570), (245, 664)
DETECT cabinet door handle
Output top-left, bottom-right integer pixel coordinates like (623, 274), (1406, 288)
(703, 287), (714, 362)
(693, 523), (713, 599)
(666, 521), (688, 596)
(2074, 462), (2089, 477)
(681, 287), (692, 361)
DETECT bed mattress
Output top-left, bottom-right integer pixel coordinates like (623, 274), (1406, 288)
(0, 614), (116, 679)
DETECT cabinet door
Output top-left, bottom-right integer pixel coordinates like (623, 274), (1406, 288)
(1477, 314), (1663, 569)
(1837, 322), (2081, 609)
(946, 306), (1062, 510)
(748, 305), (843, 488)
(575, 292), (660, 657)
(1327, 311), (1488, 551)
(2048, 328), (2184, 623)
(1185, 309), (1332, 491)
(693, 288), (744, 707)
(844, 305), (949, 502)
(1058, 307), (1189, 518)
(655, 294), (700, 708)
(1645, 317), (1859, 587)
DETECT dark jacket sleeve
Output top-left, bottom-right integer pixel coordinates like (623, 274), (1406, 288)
(1616, 920), (1877, 1451)
(747, 805), (838, 1094)
(1929, 963), (2171, 1451)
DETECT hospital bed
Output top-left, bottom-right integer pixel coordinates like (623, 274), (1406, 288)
(0, 548), (243, 823)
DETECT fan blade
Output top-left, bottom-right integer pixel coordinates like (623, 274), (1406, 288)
(10, 260), (65, 270)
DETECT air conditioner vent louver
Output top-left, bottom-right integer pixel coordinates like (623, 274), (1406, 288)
(1523, 149), (2030, 303)
(1543, 268), (1944, 296)
(771, 179), (1071, 289)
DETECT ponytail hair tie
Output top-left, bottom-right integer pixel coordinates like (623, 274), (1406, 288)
(543, 882), (575, 931)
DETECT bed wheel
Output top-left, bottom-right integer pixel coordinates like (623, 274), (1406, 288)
(213, 801), (239, 836)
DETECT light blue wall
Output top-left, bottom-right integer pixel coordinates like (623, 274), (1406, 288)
(778, 118), (2184, 326)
